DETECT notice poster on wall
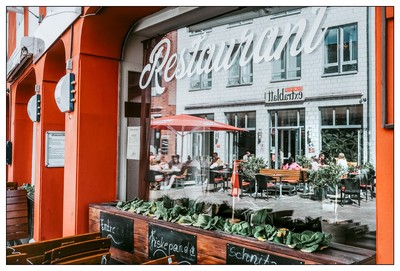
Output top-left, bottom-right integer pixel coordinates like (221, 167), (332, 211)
(127, 126), (140, 160)
(45, 131), (65, 167)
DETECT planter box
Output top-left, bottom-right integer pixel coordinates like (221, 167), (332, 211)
(88, 203), (375, 265)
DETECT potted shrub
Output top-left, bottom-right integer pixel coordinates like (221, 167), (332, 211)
(308, 163), (343, 201)
(240, 156), (267, 180)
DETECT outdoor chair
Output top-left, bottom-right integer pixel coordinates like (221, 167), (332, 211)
(340, 177), (361, 206)
(253, 173), (277, 200)
(359, 169), (376, 201)
(238, 173), (250, 198)
(148, 170), (164, 190)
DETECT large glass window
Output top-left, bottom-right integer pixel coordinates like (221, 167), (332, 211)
(228, 44), (253, 86)
(324, 23), (358, 74)
(320, 105), (363, 163)
(190, 51), (212, 90)
(226, 111), (256, 161)
(272, 35), (301, 81)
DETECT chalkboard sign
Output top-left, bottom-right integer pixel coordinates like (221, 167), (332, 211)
(226, 243), (304, 265)
(148, 224), (197, 264)
(100, 212), (133, 253)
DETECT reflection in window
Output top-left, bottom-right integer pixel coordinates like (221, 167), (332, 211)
(190, 51), (212, 90)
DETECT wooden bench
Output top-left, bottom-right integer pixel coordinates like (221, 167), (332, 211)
(7, 189), (29, 244)
(6, 232), (107, 264)
(259, 169), (304, 195)
(142, 255), (177, 265)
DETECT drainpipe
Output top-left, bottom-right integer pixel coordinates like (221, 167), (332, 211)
(366, 7), (370, 162)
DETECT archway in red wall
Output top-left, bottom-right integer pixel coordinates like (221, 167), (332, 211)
(11, 69), (36, 186)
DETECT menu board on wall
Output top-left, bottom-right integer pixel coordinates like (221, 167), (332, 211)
(226, 243), (304, 265)
(100, 212), (134, 253)
(148, 224), (197, 264)
(127, 126), (140, 160)
(45, 131), (65, 167)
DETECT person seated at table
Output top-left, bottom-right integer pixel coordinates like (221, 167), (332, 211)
(168, 155), (183, 173)
(281, 157), (301, 170)
(336, 153), (348, 176)
(162, 165), (188, 190)
(149, 159), (164, 190)
(317, 153), (326, 166)
(242, 150), (252, 161)
(311, 155), (320, 171)
(159, 155), (169, 170)
(210, 152), (223, 169)
(186, 155), (201, 171)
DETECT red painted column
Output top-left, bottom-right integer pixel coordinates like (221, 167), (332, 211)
(32, 80), (65, 241)
(63, 54), (119, 235)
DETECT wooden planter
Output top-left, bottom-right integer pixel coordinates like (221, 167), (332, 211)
(88, 203), (375, 265)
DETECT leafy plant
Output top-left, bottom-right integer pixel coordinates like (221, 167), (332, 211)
(240, 156), (267, 180)
(296, 155), (311, 169)
(308, 163), (343, 188)
(321, 129), (359, 162)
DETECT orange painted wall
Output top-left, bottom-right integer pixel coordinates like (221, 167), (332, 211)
(63, 53), (119, 235)
(375, 6), (394, 264)
(32, 80), (65, 241)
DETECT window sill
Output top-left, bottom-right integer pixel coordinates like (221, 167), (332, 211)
(321, 71), (358, 78)
(226, 83), (253, 88)
(189, 87), (211, 92)
(270, 78), (301, 83)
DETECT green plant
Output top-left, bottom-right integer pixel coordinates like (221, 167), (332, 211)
(240, 156), (267, 180)
(321, 129), (359, 162)
(308, 163), (343, 188)
(296, 155), (311, 169)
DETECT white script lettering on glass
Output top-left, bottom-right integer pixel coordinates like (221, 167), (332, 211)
(139, 7), (327, 92)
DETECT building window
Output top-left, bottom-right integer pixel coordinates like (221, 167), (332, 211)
(272, 36), (301, 81)
(226, 111), (256, 161)
(228, 44), (253, 86)
(324, 23), (358, 74)
(190, 51), (212, 90)
(320, 105), (363, 163)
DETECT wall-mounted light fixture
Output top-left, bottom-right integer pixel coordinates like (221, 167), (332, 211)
(55, 73), (76, 112)
(257, 129), (262, 144)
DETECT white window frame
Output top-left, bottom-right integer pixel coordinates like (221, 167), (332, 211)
(190, 51), (212, 91)
(271, 35), (301, 81)
(324, 23), (358, 75)
(228, 44), (253, 86)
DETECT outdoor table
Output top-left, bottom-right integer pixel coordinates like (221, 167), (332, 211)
(270, 174), (289, 198)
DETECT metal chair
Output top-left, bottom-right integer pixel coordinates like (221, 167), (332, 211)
(254, 173), (277, 200)
(340, 177), (361, 206)
(359, 169), (376, 201)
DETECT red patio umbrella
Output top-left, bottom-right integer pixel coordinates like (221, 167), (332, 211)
(151, 114), (247, 157)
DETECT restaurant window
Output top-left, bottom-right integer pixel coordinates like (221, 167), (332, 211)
(320, 105), (363, 163)
(226, 111), (256, 161)
(324, 23), (358, 74)
(228, 43), (253, 86)
(190, 51), (212, 90)
(272, 35), (301, 81)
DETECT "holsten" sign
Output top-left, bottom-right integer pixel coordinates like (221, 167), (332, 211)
(139, 7), (327, 93)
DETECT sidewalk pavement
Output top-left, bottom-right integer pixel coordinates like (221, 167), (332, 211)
(149, 184), (376, 232)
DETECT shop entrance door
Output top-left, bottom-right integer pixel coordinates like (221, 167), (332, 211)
(277, 128), (303, 167)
